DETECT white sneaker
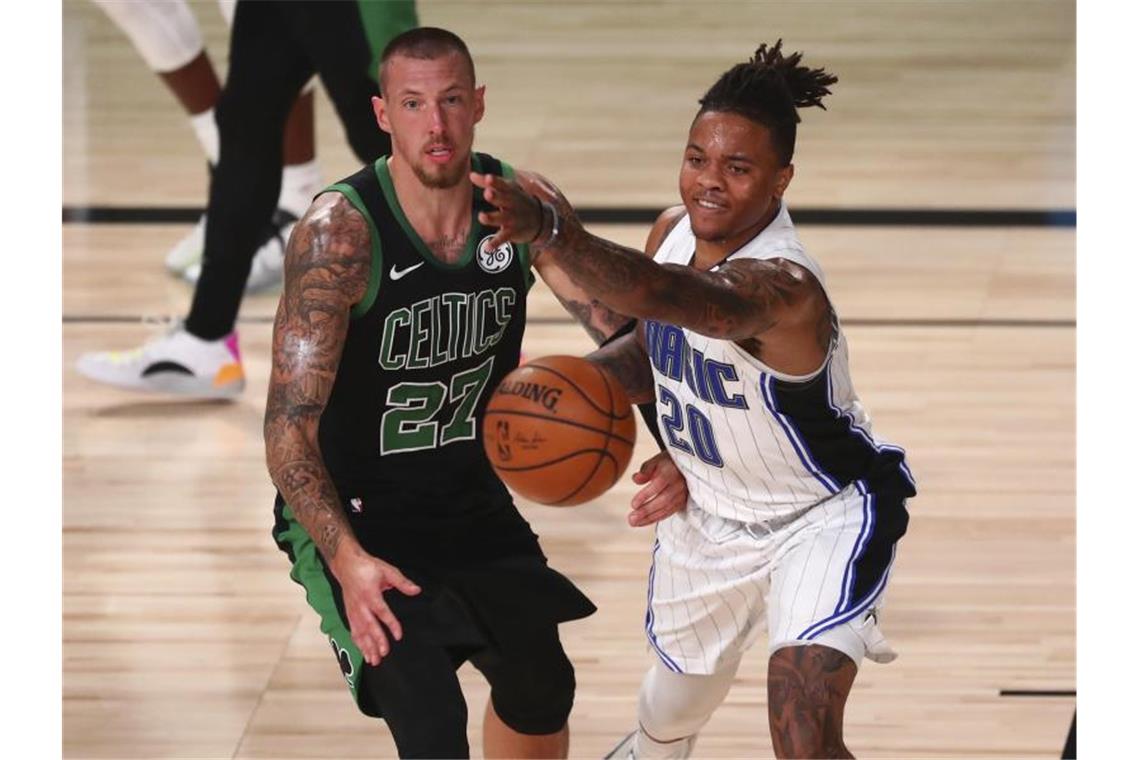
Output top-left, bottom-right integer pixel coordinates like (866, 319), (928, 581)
(604, 729), (697, 759)
(182, 208), (298, 293)
(76, 322), (245, 399)
(165, 214), (206, 275)
(604, 731), (638, 759)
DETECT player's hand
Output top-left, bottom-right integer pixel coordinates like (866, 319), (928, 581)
(470, 172), (544, 248)
(330, 548), (421, 667)
(628, 451), (688, 527)
(470, 170), (577, 252)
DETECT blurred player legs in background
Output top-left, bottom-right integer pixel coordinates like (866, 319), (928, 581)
(90, 0), (324, 289)
(78, 0), (417, 399)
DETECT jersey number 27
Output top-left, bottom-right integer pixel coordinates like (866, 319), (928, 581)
(380, 356), (495, 454)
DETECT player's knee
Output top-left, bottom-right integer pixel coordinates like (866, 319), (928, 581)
(639, 688), (700, 740)
(489, 645), (576, 735)
(360, 661), (470, 757)
(389, 723), (469, 759)
(638, 663), (734, 741)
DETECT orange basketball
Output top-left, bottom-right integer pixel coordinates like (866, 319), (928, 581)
(483, 355), (637, 506)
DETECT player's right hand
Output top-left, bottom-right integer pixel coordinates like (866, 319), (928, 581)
(330, 548), (421, 667)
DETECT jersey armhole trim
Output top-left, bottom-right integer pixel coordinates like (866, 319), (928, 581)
(654, 212), (692, 263)
(649, 206), (687, 257)
(498, 160), (536, 292)
(326, 182), (383, 319)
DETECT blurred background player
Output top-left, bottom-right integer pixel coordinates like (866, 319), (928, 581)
(89, 0), (331, 289)
(77, 0), (417, 397)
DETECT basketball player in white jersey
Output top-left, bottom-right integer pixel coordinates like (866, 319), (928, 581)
(473, 40), (917, 758)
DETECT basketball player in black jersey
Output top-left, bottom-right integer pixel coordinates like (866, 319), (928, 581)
(264, 28), (686, 758)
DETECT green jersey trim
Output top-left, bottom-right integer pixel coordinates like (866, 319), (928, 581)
(275, 503), (365, 705)
(498, 160), (536, 292)
(325, 182), (383, 319)
(374, 156), (482, 271)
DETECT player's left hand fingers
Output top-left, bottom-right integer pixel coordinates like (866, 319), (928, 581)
(631, 456), (660, 486)
(628, 482), (687, 527)
(630, 464), (675, 506)
(631, 477), (667, 510)
(628, 504), (679, 528)
(630, 452), (683, 504)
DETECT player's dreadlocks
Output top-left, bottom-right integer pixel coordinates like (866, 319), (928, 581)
(698, 40), (838, 166)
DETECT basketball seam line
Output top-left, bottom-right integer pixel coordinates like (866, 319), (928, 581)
(493, 448), (621, 473)
(553, 362), (621, 504)
(483, 409), (636, 447)
(526, 360), (635, 421)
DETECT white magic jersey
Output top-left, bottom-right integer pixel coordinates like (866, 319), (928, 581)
(647, 203), (915, 524)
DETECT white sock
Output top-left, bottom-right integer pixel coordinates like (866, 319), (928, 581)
(189, 108), (219, 165)
(278, 159), (323, 217)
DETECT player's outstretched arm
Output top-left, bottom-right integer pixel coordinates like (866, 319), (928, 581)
(505, 169), (639, 346)
(264, 194), (420, 667)
(472, 171), (828, 347)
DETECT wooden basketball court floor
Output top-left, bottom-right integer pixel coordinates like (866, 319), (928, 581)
(62, 1), (1075, 757)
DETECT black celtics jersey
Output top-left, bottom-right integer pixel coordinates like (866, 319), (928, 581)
(316, 153), (534, 521)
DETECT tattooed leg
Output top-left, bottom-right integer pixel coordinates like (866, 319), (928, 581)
(767, 645), (857, 759)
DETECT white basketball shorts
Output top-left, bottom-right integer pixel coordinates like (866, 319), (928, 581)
(644, 479), (908, 674)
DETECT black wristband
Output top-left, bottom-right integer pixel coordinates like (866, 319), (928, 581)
(526, 194), (547, 244)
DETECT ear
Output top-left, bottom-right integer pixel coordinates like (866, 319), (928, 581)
(773, 162), (795, 199)
(372, 95), (391, 134)
(473, 85), (486, 125)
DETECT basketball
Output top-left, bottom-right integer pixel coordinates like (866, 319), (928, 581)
(483, 355), (637, 506)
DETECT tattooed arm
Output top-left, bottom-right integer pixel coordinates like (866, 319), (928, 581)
(533, 264), (634, 346)
(264, 192), (420, 667)
(505, 170), (642, 345)
(498, 180), (692, 517)
(581, 209), (691, 528)
(587, 325), (655, 405)
(471, 172), (831, 375)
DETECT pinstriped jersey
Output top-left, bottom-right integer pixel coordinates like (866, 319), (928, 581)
(647, 204), (916, 523)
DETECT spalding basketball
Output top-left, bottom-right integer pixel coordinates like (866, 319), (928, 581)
(483, 355), (636, 506)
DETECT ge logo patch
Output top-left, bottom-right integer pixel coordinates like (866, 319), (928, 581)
(477, 235), (514, 274)
(329, 636), (356, 686)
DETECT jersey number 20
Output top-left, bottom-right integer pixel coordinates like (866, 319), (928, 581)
(659, 386), (724, 467)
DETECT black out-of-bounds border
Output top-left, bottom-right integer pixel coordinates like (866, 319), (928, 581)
(62, 205), (1076, 227)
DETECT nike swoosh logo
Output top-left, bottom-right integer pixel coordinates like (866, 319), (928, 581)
(390, 262), (425, 281)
